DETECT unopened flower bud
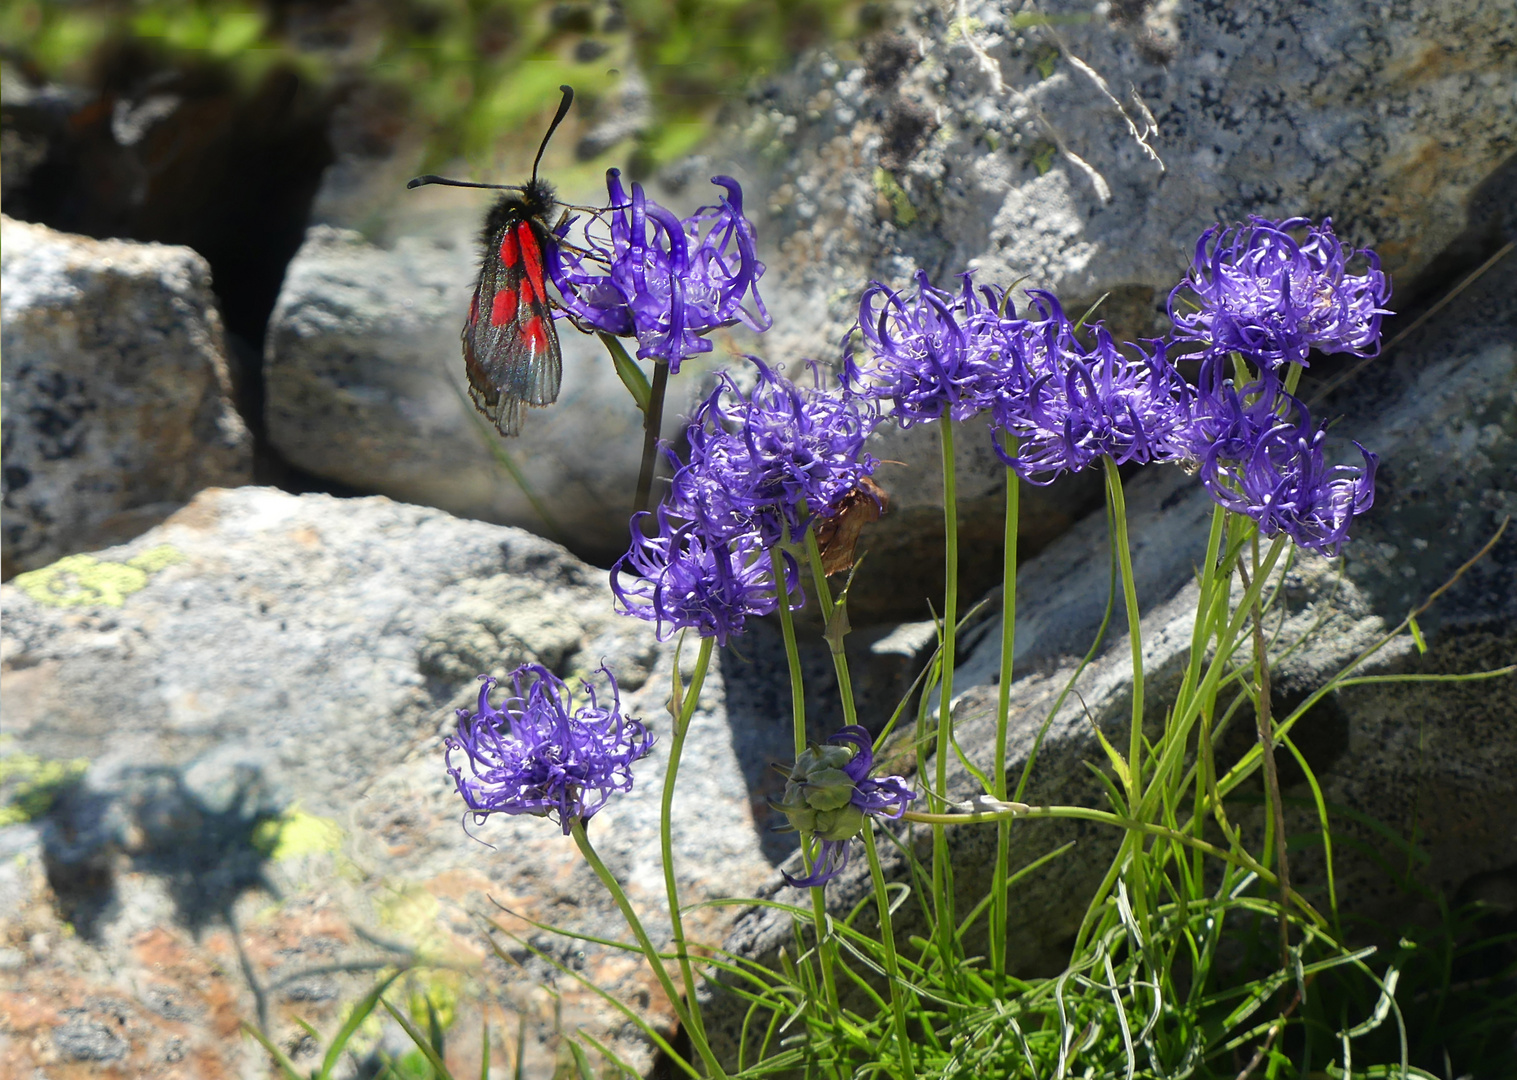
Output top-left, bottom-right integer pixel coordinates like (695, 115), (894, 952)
(776, 726), (918, 889)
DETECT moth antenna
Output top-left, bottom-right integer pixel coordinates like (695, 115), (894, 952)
(531, 85), (575, 185)
(408, 175), (521, 191)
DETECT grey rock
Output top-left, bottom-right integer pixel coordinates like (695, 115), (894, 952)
(713, 0), (1517, 617)
(738, 0), (1517, 348)
(0, 216), (252, 576)
(263, 224), (717, 565)
(53, 1011), (129, 1061)
(576, 70), (652, 160)
(1, 486), (790, 1076)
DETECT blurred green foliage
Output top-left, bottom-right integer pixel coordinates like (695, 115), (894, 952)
(0, 0), (865, 174)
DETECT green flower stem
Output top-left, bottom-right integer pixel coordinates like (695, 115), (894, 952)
(1102, 455), (1150, 936)
(657, 635), (720, 1070)
(1283, 360), (1304, 397)
(633, 358), (672, 517)
(802, 529), (859, 728)
(1169, 504), (1228, 765)
(934, 416), (961, 979)
(1102, 456), (1145, 803)
(863, 818), (916, 1080)
(770, 546), (808, 760)
(1146, 532), (1286, 820)
(991, 459), (1020, 987)
(770, 544), (843, 1022)
(806, 859), (843, 1022)
(936, 417), (961, 802)
(1239, 548), (1293, 964)
(572, 818), (727, 1079)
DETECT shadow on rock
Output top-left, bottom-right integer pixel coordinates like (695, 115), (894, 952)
(40, 751), (285, 939)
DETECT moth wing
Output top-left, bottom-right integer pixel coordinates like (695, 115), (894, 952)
(463, 218), (563, 436)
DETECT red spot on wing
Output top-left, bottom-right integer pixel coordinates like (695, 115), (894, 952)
(519, 273), (535, 304)
(517, 222), (548, 307)
(499, 230), (520, 267)
(522, 315), (548, 352)
(490, 287), (518, 327)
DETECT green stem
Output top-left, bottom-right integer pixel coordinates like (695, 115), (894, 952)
(770, 545), (843, 1021)
(1282, 360), (1304, 398)
(634, 359), (671, 516)
(771, 546), (808, 760)
(572, 819), (727, 1078)
(1169, 504), (1228, 758)
(806, 865), (842, 1021)
(934, 417), (961, 977)
(937, 417), (961, 801)
(803, 529), (859, 728)
(991, 459), (1019, 986)
(863, 819), (916, 1080)
(1102, 456), (1144, 802)
(1078, 456), (1149, 954)
(1240, 550), (1293, 966)
(657, 635), (720, 1070)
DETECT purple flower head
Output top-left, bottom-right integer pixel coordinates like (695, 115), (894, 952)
(548, 170), (770, 372)
(775, 725), (916, 888)
(1179, 360), (1285, 465)
(845, 271), (1005, 425)
(991, 325), (1192, 485)
(1201, 398), (1378, 556)
(611, 504), (800, 645)
(675, 358), (880, 545)
(445, 664), (653, 835)
(1169, 216), (1391, 370)
(977, 289), (1077, 408)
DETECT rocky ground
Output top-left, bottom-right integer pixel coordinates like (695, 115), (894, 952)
(2, 0), (1515, 1075)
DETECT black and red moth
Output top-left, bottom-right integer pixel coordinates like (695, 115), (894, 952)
(408, 85), (575, 436)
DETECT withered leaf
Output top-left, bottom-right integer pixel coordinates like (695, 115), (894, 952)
(814, 476), (888, 576)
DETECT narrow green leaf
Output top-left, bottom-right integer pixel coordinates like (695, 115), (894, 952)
(424, 991), (445, 1063)
(1088, 720), (1132, 792)
(514, 1010), (528, 1080)
(1409, 615), (1427, 653)
(600, 332), (651, 414)
(1073, 292), (1109, 333)
(380, 998), (454, 1080)
(566, 1040), (596, 1080)
(319, 968), (405, 1080)
(240, 1021), (305, 1080)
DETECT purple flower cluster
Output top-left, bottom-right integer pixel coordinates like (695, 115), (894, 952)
(844, 275), (1195, 484)
(835, 217), (1387, 552)
(776, 726), (917, 889)
(677, 358), (880, 545)
(1199, 390), (1379, 556)
(991, 319), (1193, 485)
(548, 170), (770, 372)
(445, 665), (653, 834)
(1169, 217), (1390, 370)
(611, 508), (793, 646)
(845, 272), (1000, 425)
(612, 358), (880, 643)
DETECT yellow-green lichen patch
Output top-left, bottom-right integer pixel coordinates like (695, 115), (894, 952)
(127, 544), (186, 574)
(11, 544), (185, 608)
(873, 168), (917, 227)
(251, 806), (345, 862)
(0, 748), (90, 825)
